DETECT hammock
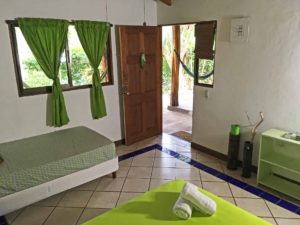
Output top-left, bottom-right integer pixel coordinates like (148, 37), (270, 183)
(174, 49), (214, 80)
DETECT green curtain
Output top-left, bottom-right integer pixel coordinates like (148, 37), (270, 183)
(18, 18), (69, 127)
(74, 20), (109, 119)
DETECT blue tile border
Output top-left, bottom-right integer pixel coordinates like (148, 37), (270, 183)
(118, 145), (157, 161)
(0, 216), (8, 225)
(118, 144), (300, 215)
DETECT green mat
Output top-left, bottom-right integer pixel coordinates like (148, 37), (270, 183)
(84, 180), (270, 225)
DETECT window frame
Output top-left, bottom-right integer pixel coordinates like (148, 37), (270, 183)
(7, 20), (114, 97)
(194, 20), (217, 88)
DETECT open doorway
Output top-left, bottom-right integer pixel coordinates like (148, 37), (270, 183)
(162, 24), (195, 141)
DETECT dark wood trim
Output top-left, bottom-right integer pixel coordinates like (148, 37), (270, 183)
(194, 20), (217, 88)
(159, 21), (217, 88)
(160, 0), (172, 6)
(114, 139), (125, 146)
(15, 82), (113, 97)
(106, 31), (114, 85)
(170, 25), (180, 106)
(159, 20), (219, 27)
(7, 20), (114, 97)
(191, 142), (258, 173)
(159, 21), (201, 26)
(65, 38), (73, 87)
(191, 142), (227, 161)
(8, 22), (24, 97)
(6, 19), (114, 27)
(194, 82), (214, 88)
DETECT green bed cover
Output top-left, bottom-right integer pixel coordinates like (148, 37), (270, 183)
(0, 126), (115, 198)
(84, 180), (270, 225)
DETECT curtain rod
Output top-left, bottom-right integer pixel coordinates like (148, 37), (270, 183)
(5, 19), (113, 27)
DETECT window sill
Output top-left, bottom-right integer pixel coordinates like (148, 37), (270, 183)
(194, 83), (214, 88)
(17, 82), (113, 97)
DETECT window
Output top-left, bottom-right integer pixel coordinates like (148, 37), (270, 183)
(8, 21), (113, 96)
(194, 21), (217, 87)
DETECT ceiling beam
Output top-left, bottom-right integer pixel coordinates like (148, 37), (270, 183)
(160, 0), (172, 6)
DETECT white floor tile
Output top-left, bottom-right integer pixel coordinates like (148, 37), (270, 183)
(235, 198), (272, 217)
(266, 201), (300, 219)
(117, 192), (141, 206)
(87, 192), (120, 208)
(229, 184), (259, 198)
(127, 167), (152, 178)
(44, 207), (83, 225)
(96, 178), (125, 192)
(76, 208), (108, 225)
(11, 206), (53, 225)
(122, 178), (150, 192)
(151, 167), (177, 179)
(276, 218), (300, 225)
(58, 191), (93, 208)
(175, 168), (200, 180)
(149, 179), (172, 190)
(131, 157), (154, 167)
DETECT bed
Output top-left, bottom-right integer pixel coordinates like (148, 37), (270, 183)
(0, 126), (118, 216)
(84, 180), (270, 225)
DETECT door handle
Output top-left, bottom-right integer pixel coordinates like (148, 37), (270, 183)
(123, 91), (131, 96)
(122, 86), (131, 96)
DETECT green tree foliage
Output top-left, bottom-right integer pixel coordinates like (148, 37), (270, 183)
(22, 48), (108, 88)
(22, 55), (68, 88)
(162, 28), (173, 94)
(180, 25), (195, 90)
(69, 48), (93, 85)
(162, 24), (215, 91)
(162, 25), (196, 94)
(22, 57), (52, 88)
(162, 55), (171, 93)
(198, 59), (214, 85)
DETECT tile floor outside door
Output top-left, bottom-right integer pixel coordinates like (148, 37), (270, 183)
(163, 92), (192, 134)
(163, 108), (192, 134)
(5, 133), (300, 225)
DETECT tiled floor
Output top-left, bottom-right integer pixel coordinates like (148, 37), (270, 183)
(5, 133), (300, 225)
(163, 108), (192, 134)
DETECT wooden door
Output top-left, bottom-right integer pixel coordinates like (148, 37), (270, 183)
(119, 26), (162, 145)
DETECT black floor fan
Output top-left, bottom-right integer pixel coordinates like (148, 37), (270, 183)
(242, 112), (264, 178)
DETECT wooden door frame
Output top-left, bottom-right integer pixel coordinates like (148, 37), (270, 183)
(116, 25), (163, 145)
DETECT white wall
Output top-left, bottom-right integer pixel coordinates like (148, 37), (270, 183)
(158, 0), (300, 165)
(0, 0), (157, 143)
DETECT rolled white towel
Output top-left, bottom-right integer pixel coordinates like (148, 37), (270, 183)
(173, 196), (192, 220)
(181, 182), (217, 215)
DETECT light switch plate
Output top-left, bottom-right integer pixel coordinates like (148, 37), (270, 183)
(230, 18), (250, 43)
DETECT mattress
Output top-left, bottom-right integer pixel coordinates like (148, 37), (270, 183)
(0, 126), (115, 198)
(84, 180), (270, 225)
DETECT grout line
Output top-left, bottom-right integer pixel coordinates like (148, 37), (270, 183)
(227, 182), (236, 203)
(159, 145), (300, 215)
(74, 208), (85, 225)
(148, 160), (155, 190)
(41, 205), (56, 225)
(116, 166), (129, 206)
(4, 207), (23, 225)
(12, 141), (297, 225)
(75, 187), (98, 224)
(55, 190), (67, 206)
(264, 200), (279, 225)
(118, 144), (300, 216)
